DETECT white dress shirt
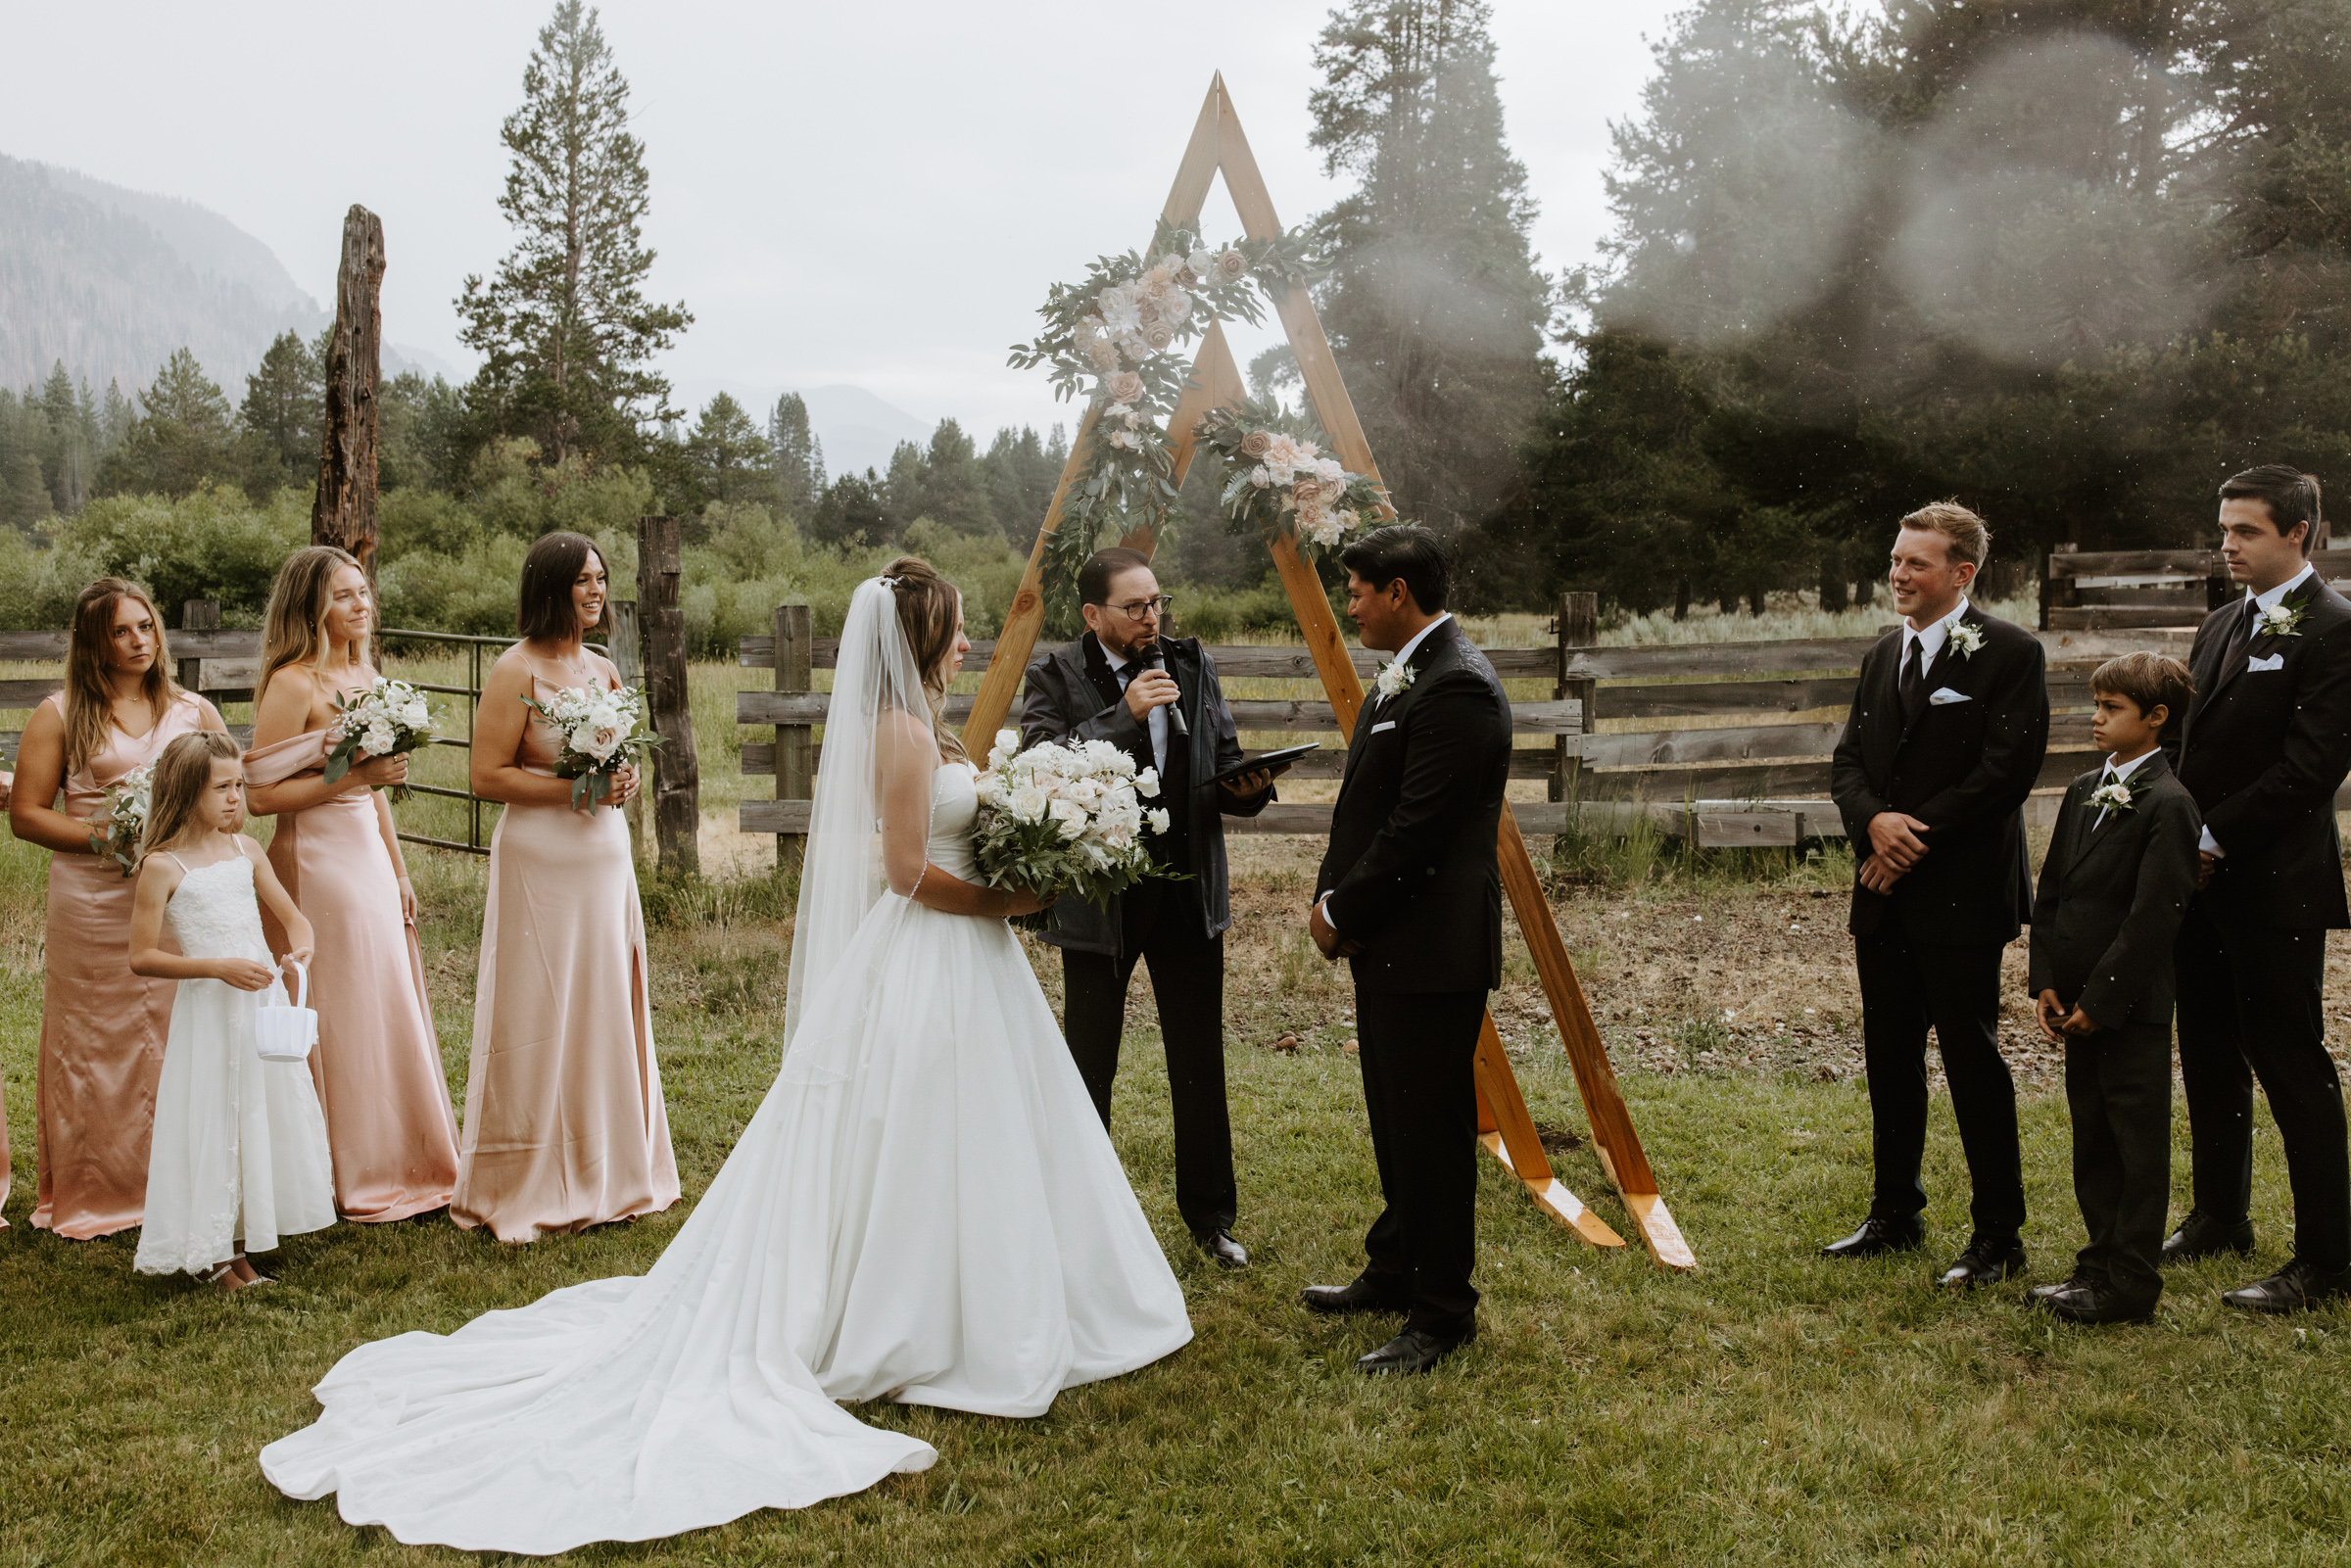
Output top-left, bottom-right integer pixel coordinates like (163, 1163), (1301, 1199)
(1899, 596), (1971, 680)
(1102, 643), (1171, 780)
(2093, 746), (2156, 829)
(1319, 613), (1455, 932)
(2200, 563), (2317, 857)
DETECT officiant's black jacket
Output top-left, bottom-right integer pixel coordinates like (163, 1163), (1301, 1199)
(1019, 632), (1270, 962)
(2027, 752), (2201, 1027)
(1831, 605), (2049, 945)
(2166, 577), (2351, 929)
(1317, 619), (1512, 995)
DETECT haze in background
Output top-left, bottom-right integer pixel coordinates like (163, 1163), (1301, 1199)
(0, 0), (1674, 451)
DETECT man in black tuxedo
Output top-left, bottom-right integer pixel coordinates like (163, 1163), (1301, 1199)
(2163, 465), (2351, 1312)
(1826, 501), (2050, 1286)
(1020, 547), (1279, 1270)
(1299, 525), (1511, 1375)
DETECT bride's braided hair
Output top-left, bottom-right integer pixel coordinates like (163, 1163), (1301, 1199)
(880, 556), (970, 765)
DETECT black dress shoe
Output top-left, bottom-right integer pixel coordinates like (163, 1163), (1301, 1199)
(2037, 1280), (2157, 1326)
(1357, 1324), (1475, 1375)
(1938, 1237), (2027, 1289)
(1820, 1215), (1924, 1259)
(1301, 1278), (1406, 1315)
(2222, 1258), (2351, 1314)
(2026, 1276), (2084, 1307)
(2162, 1211), (2256, 1264)
(1193, 1228), (1248, 1269)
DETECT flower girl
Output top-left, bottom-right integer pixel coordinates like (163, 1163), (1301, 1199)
(127, 733), (336, 1290)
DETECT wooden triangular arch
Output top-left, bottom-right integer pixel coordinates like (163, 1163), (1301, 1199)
(966, 75), (1694, 1271)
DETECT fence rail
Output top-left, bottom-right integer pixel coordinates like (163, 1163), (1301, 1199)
(2039, 544), (2351, 631)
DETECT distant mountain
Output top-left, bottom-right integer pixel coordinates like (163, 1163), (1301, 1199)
(0, 154), (443, 401)
(671, 376), (935, 482)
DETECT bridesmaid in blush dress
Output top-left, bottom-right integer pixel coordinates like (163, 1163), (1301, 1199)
(452, 531), (676, 1242)
(9, 579), (228, 1237)
(245, 546), (458, 1223)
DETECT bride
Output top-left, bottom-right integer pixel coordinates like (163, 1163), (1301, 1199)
(261, 559), (1193, 1552)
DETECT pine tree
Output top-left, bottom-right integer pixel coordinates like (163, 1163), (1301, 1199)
(101, 349), (240, 498)
(36, 361), (95, 513)
(239, 329), (325, 488)
(456, 0), (692, 466)
(686, 392), (770, 505)
(768, 392), (824, 517)
(1308, 0), (1552, 543)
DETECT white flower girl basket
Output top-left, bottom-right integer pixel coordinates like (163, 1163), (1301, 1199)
(255, 959), (319, 1063)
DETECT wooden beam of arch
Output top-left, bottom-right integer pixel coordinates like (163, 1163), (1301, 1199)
(963, 74), (1689, 1270)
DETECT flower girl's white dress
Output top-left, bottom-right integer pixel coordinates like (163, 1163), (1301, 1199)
(261, 762), (1192, 1553)
(133, 850), (335, 1277)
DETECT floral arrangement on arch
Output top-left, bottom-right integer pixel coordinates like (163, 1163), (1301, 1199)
(1008, 219), (1324, 630)
(1193, 398), (1388, 554)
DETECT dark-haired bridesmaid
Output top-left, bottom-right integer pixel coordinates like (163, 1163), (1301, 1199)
(246, 545), (460, 1223)
(451, 532), (677, 1242)
(9, 579), (228, 1236)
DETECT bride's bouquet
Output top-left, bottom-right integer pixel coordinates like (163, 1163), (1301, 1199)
(519, 683), (660, 808)
(972, 730), (1177, 929)
(94, 760), (157, 877)
(324, 676), (438, 801)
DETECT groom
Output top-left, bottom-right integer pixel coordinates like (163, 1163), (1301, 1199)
(1020, 547), (1278, 1269)
(1302, 525), (1511, 1375)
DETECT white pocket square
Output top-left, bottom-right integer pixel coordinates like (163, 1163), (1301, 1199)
(1927, 688), (1972, 705)
(2247, 653), (2285, 672)
(1370, 719), (1397, 734)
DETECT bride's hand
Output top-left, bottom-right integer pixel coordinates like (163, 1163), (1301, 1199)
(1000, 887), (1047, 919)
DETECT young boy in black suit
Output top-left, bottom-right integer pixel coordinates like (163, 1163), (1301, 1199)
(2027, 653), (2202, 1324)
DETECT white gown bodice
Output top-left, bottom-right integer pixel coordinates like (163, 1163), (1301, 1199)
(925, 763), (982, 881)
(163, 855), (273, 964)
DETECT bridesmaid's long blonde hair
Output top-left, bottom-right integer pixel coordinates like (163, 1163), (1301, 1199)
(138, 732), (244, 863)
(881, 555), (969, 765)
(259, 545), (363, 705)
(62, 579), (181, 776)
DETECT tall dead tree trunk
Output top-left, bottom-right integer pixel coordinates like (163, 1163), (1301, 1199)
(638, 515), (699, 877)
(314, 205), (385, 583)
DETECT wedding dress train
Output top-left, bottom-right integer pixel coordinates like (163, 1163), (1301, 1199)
(260, 760), (1192, 1552)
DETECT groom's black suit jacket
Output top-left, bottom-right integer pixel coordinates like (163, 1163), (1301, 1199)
(2167, 575), (2351, 929)
(1830, 604), (2049, 946)
(1317, 618), (1512, 995)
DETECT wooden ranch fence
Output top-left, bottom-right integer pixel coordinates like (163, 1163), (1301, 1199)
(2040, 544), (2351, 631)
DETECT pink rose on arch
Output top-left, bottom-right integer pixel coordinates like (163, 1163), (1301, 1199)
(1214, 249), (1249, 282)
(1106, 370), (1145, 404)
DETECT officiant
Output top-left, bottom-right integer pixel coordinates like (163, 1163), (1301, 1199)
(1020, 546), (1281, 1270)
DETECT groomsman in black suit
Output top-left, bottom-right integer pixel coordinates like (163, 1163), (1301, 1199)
(1826, 501), (2050, 1285)
(2163, 465), (2351, 1312)
(1300, 525), (1511, 1375)
(1020, 547), (1279, 1270)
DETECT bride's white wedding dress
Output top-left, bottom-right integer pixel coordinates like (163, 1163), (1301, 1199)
(261, 758), (1193, 1553)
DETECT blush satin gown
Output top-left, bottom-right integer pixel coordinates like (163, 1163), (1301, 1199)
(31, 689), (209, 1237)
(246, 729), (459, 1222)
(261, 763), (1193, 1553)
(449, 656), (678, 1241)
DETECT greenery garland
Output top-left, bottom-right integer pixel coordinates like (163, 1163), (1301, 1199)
(1009, 219), (1324, 632)
(1191, 397), (1388, 557)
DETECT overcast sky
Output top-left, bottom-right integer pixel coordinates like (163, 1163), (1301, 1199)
(0, 0), (1680, 442)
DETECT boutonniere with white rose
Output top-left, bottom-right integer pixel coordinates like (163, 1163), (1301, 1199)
(1373, 659), (1416, 703)
(2087, 780), (2136, 816)
(2254, 591), (2311, 640)
(1947, 620), (1986, 660)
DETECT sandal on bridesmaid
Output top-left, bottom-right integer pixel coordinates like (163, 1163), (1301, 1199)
(200, 1259), (244, 1291)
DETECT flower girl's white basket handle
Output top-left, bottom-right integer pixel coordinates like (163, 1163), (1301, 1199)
(255, 959), (320, 1063)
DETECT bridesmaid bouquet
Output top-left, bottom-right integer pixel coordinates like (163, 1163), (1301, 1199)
(324, 677), (438, 801)
(95, 761), (157, 876)
(519, 683), (660, 808)
(972, 730), (1177, 929)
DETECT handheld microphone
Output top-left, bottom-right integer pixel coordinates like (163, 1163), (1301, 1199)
(1145, 641), (1189, 736)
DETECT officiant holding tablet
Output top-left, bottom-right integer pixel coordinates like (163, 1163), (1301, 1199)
(1021, 547), (1284, 1268)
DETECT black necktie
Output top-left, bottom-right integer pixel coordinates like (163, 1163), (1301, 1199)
(2227, 597), (2258, 669)
(1899, 636), (1926, 722)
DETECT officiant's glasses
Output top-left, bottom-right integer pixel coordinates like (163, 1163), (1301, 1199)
(1108, 595), (1175, 622)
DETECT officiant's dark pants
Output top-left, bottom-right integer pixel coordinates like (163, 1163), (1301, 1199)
(2176, 905), (2350, 1271)
(1356, 988), (1483, 1337)
(1060, 879), (1237, 1236)
(1855, 927), (2026, 1243)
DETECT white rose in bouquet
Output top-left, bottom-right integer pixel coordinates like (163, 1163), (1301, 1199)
(1009, 782), (1048, 823)
(324, 676), (441, 801)
(520, 682), (659, 808)
(1134, 767), (1161, 798)
(971, 736), (1186, 929)
(1147, 808), (1173, 836)
(1048, 797), (1089, 841)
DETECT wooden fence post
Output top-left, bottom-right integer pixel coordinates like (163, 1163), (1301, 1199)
(314, 206), (384, 594)
(2040, 542), (2077, 631)
(606, 599), (648, 856)
(178, 599), (218, 692)
(637, 516), (698, 878)
(1553, 592), (1596, 805)
(773, 603), (813, 875)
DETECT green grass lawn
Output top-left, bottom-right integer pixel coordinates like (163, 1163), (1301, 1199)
(4, 829), (2351, 1566)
